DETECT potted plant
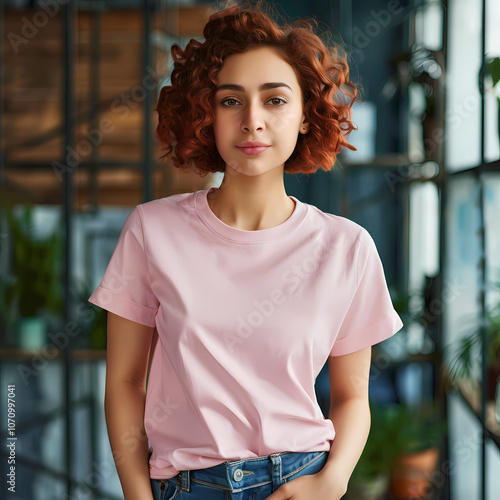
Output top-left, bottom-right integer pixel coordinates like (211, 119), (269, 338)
(448, 277), (500, 400)
(479, 56), (500, 148)
(346, 404), (406, 500)
(72, 278), (108, 350)
(388, 403), (444, 499)
(380, 44), (444, 163)
(0, 203), (64, 348)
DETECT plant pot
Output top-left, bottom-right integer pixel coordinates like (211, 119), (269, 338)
(488, 363), (500, 401)
(389, 447), (439, 499)
(495, 376), (500, 425)
(347, 473), (389, 500)
(15, 316), (47, 350)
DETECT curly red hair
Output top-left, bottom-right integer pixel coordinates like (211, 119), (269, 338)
(155, 0), (360, 176)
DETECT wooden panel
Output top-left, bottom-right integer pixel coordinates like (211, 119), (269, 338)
(2, 5), (216, 206)
(2, 164), (214, 209)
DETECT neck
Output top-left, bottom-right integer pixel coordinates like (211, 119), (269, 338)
(207, 176), (295, 231)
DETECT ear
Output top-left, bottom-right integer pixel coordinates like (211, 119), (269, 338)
(300, 116), (310, 134)
(300, 103), (310, 134)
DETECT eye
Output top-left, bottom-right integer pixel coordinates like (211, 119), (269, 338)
(220, 97), (287, 108)
(220, 97), (240, 107)
(267, 97), (287, 105)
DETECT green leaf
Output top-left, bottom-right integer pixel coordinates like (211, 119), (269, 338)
(489, 57), (500, 88)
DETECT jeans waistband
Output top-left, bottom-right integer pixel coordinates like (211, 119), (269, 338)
(174, 450), (327, 493)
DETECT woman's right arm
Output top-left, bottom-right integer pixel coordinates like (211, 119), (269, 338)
(104, 311), (155, 500)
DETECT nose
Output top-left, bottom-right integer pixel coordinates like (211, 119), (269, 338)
(241, 100), (265, 133)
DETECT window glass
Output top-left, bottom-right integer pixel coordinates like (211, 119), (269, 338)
(415, 0), (443, 51)
(484, 173), (500, 310)
(485, 0), (500, 163)
(446, 0), (482, 171)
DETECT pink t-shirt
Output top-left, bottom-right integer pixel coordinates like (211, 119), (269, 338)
(88, 186), (403, 479)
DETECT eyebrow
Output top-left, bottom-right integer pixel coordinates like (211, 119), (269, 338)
(215, 82), (293, 93)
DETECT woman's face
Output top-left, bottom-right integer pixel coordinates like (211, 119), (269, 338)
(213, 45), (309, 177)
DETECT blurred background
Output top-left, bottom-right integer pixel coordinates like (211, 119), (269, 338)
(0, 0), (499, 499)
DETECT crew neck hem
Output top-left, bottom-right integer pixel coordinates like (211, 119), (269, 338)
(195, 187), (307, 243)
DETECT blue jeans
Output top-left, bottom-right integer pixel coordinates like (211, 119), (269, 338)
(150, 450), (328, 499)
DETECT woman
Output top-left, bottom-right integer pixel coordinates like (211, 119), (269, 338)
(88, 1), (404, 499)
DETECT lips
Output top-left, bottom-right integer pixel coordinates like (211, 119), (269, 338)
(236, 145), (270, 155)
(236, 142), (270, 156)
(237, 141), (270, 148)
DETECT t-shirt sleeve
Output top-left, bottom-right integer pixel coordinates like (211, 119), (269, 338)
(88, 205), (159, 327)
(329, 227), (403, 356)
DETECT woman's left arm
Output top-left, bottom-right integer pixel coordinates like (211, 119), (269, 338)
(265, 346), (372, 500)
(319, 346), (372, 493)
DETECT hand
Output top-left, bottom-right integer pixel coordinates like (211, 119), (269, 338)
(263, 469), (348, 500)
